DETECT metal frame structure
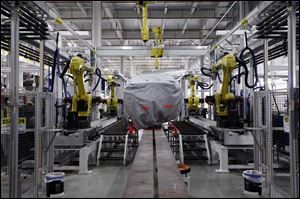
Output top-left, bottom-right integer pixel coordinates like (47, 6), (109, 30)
(251, 91), (274, 197)
(53, 117), (117, 174)
(168, 121), (210, 164)
(1, 1), (299, 198)
(8, 2), (19, 198)
(287, 2), (299, 198)
(96, 119), (138, 166)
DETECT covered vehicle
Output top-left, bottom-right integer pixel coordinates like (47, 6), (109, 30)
(124, 74), (184, 129)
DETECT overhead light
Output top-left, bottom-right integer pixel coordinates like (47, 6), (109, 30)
(73, 43), (77, 47)
(196, 46), (208, 49)
(216, 30), (251, 36)
(47, 22), (54, 31)
(121, 46), (132, 50)
(68, 42), (72, 47)
(60, 31), (90, 36)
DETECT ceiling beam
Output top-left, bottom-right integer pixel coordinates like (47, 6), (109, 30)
(181, 2), (197, 35)
(76, 2), (88, 17)
(103, 2), (123, 40)
(162, 3), (168, 32)
(164, 3), (168, 15)
(105, 40), (112, 46)
(34, 1), (93, 50)
(95, 46), (208, 57)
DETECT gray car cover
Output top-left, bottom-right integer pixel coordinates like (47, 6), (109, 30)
(124, 74), (184, 129)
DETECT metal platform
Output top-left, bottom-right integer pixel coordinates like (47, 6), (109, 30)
(122, 129), (189, 198)
(97, 119), (139, 166)
(188, 117), (254, 172)
(172, 121), (206, 135)
(101, 119), (128, 135)
(53, 117), (119, 174)
(170, 121), (210, 163)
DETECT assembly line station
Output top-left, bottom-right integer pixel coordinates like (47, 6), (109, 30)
(0, 1), (299, 198)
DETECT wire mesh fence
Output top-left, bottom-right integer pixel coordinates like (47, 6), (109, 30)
(271, 91), (290, 197)
(1, 92), (50, 198)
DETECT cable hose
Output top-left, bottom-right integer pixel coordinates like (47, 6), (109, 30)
(200, 67), (222, 83)
(92, 68), (106, 92)
(236, 32), (259, 89)
(201, 67), (213, 77)
(49, 32), (60, 92)
(197, 82), (213, 90)
(217, 72), (222, 83)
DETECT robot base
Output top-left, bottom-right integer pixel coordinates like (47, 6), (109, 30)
(66, 112), (91, 130)
(216, 109), (243, 129)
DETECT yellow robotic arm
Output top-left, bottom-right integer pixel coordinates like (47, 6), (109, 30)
(211, 53), (236, 116)
(136, 1), (149, 42)
(69, 56), (95, 127)
(187, 75), (200, 113)
(151, 26), (164, 70)
(106, 75), (120, 116)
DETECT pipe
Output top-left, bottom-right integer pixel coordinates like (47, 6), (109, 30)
(200, 1), (238, 46)
(34, 1), (93, 51)
(210, 2), (276, 53)
(256, 13), (289, 35)
(256, 2), (288, 26)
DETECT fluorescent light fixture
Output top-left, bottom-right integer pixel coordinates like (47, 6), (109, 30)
(121, 46), (132, 50)
(73, 43), (77, 47)
(68, 42), (72, 47)
(59, 31), (90, 36)
(216, 30), (251, 36)
(47, 22), (54, 31)
(196, 46), (208, 49)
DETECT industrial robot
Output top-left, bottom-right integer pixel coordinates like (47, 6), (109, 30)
(186, 75), (201, 116)
(63, 55), (101, 129)
(205, 53), (244, 128)
(104, 75), (121, 117)
(183, 74), (209, 118)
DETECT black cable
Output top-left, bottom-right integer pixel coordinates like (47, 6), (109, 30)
(201, 67), (213, 77)
(60, 60), (70, 79)
(197, 82), (213, 90)
(272, 93), (281, 116)
(65, 74), (74, 80)
(236, 32), (259, 89)
(200, 67), (222, 83)
(92, 68), (105, 92)
(217, 72), (222, 83)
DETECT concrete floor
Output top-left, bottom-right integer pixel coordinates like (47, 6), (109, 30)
(56, 161), (269, 198)
(20, 155), (290, 198)
(63, 162), (131, 198)
(19, 159), (291, 198)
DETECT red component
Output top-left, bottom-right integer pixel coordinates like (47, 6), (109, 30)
(141, 105), (150, 111)
(127, 120), (137, 136)
(168, 121), (179, 136)
(164, 104), (173, 109)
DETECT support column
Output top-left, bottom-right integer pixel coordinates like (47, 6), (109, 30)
(92, 1), (102, 119)
(287, 3), (299, 198)
(264, 40), (269, 91)
(129, 57), (135, 77)
(34, 39), (45, 198)
(200, 56), (205, 109)
(120, 56), (125, 99)
(9, 2), (19, 198)
(118, 57), (125, 117)
(39, 41), (45, 91)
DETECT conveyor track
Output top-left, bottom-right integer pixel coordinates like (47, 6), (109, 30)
(172, 121), (206, 135)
